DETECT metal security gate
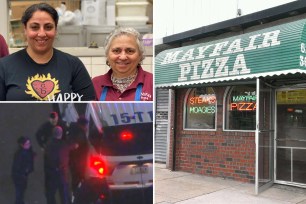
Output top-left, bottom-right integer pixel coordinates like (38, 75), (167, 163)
(155, 89), (170, 163)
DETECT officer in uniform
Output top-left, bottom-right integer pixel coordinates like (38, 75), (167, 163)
(36, 112), (67, 150)
(68, 116), (90, 194)
(44, 126), (78, 204)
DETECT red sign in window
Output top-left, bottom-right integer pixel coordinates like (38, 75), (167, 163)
(230, 102), (256, 111)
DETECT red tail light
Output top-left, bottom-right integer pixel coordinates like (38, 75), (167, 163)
(89, 156), (105, 175)
(120, 131), (133, 141)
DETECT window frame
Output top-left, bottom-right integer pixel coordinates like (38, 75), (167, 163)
(183, 87), (217, 131)
(223, 85), (256, 132)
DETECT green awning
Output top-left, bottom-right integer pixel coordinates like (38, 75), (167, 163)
(155, 19), (306, 88)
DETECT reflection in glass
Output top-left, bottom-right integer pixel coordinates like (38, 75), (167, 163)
(293, 149), (306, 184)
(185, 87), (216, 129)
(276, 91), (306, 185)
(276, 148), (291, 182)
(225, 85), (256, 130)
(258, 131), (274, 187)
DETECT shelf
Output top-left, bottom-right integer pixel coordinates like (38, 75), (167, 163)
(10, 18), (21, 22)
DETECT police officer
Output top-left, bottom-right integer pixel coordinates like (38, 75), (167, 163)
(44, 126), (78, 204)
(11, 136), (35, 204)
(68, 116), (89, 193)
(36, 112), (67, 150)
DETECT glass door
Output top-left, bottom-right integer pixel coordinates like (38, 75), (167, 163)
(276, 89), (306, 187)
(255, 78), (275, 194)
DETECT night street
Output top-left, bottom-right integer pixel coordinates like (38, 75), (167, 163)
(0, 103), (53, 203)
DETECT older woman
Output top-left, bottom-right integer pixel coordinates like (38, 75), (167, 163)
(92, 27), (153, 101)
(0, 3), (95, 101)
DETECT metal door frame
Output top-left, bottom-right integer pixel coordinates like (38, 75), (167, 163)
(255, 78), (275, 194)
(274, 87), (306, 189)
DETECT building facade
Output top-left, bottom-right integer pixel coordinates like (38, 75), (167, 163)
(155, 1), (306, 194)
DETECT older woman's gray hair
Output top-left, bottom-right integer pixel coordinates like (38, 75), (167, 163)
(104, 27), (145, 63)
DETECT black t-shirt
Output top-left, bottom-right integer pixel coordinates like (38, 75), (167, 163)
(0, 48), (95, 101)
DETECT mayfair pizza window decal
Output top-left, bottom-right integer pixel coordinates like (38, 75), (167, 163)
(184, 87), (216, 130)
(225, 85), (256, 131)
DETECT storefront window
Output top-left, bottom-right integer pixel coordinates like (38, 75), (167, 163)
(225, 85), (256, 130)
(184, 87), (216, 130)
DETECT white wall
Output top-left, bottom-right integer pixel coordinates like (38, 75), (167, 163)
(0, 0), (9, 41)
(154, 0), (297, 39)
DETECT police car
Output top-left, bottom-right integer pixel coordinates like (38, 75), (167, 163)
(59, 103), (153, 204)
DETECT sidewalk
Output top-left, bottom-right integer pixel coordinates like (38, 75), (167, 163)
(155, 163), (306, 204)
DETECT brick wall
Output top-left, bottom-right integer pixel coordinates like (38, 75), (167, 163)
(171, 86), (256, 183)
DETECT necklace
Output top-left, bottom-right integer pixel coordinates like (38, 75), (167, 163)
(111, 70), (138, 93)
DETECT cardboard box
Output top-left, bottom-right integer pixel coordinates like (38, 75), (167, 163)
(10, 1), (81, 20)
(116, 2), (149, 17)
(82, 0), (106, 25)
(10, 1), (34, 20)
(116, 16), (148, 25)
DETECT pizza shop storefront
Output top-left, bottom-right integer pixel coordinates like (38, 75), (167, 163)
(155, 19), (306, 194)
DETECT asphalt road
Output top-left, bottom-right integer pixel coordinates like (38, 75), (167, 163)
(0, 103), (53, 204)
(0, 103), (154, 204)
